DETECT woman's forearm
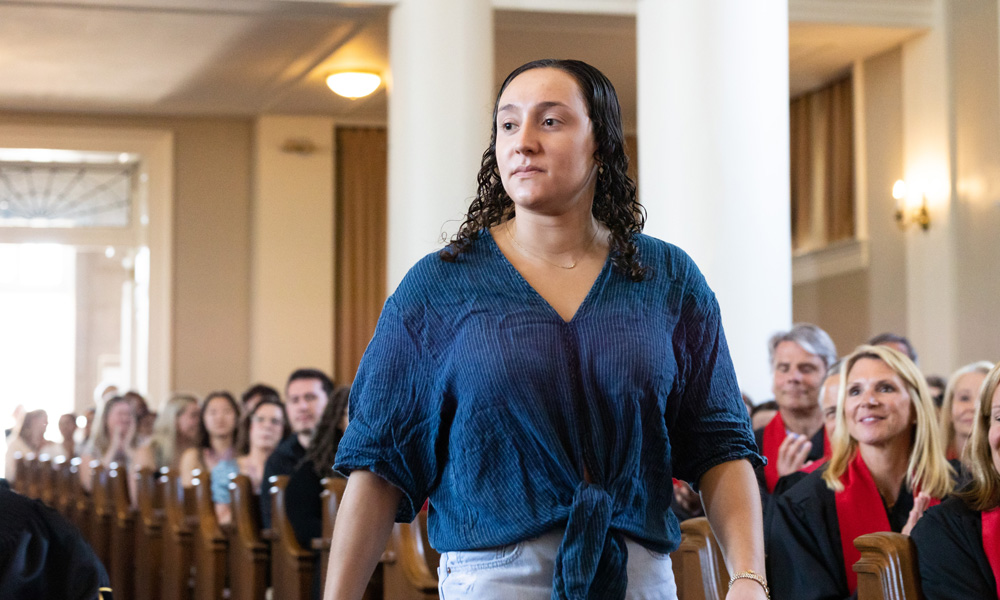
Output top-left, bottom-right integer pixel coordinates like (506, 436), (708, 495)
(323, 469), (404, 600)
(698, 459), (768, 599)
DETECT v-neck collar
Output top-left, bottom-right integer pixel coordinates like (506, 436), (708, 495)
(485, 229), (611, 324)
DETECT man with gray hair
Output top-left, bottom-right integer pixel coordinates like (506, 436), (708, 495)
(755, 323), (837, 497)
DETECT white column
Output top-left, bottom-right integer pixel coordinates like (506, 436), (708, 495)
(387, 0), (493, 290)
(900, 1), (956, 376)
(637, 1), (791, 401)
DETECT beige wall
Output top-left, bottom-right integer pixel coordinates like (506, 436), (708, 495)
(793, 270), (871, 357)
(0, 111), (253, 406)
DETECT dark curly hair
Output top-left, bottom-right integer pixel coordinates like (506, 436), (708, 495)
(439, 59), (647, 281)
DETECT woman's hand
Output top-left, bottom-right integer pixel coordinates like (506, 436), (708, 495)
(776, 433), (812, 477)
(726, 577), (770, 600)
(902, 492), (932, 536)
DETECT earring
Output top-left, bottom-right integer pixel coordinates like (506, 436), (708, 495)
(598, 165), (605, 175)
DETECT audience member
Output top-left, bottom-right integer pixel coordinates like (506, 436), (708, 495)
(5, 404), (25, 440)
(178, 391), (239, 487)
(926, 375), (947, 409)
(124, 390), (154, 443)
(0, 478), (111, 598)
(286, 385), (351, 547)
(867, 331), (919, 364)
(940, 362), (994, 461)
(767, 345), (953, 599)
(912, 360), (1000, 599)
(771, 362), (843, 496)
(750, 400), (778, 431)
(260, 368), (333, 528)
(133, 394), (200, 474)
(241, 383), (280, 413)
(212, 397), (290, 525)
(57, 412), (78, 459)
(81, 407), (96, 445)
(4, 410), (50, 483)
(79, 396), (137, 491)
(755, 323), (837, 496)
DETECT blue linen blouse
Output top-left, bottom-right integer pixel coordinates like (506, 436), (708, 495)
(211, 459), (238, 505)
(334, 232), (762, 599)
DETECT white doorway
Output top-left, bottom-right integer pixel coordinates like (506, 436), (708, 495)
(0, 126), (173, 423)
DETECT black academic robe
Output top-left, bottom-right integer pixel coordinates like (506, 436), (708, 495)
(0, 479), (110, 599)
(754, 422), (826, 499)
(911, 496), (998, 600)
(766, 466), (914, 600)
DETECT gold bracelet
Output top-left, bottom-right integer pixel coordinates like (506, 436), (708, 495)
(728, 569), (770, 599)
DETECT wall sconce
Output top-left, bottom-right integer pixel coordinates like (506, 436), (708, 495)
(892, 179), (931, 231)
(326, 72), (381, 99)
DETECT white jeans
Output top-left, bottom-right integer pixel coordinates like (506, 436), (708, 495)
(437, 529), (677, 600)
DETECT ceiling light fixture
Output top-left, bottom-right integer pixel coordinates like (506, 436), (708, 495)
(326, 72), (381, 99)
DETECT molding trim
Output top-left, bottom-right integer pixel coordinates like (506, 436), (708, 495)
(793, 238), (869, 285)
(493, 0), (636, 15)
(789, 0), (934, 28)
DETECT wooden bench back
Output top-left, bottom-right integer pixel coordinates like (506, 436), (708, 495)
(108, 463), (136, 600)
(384, 509), (438, 600)
(227, 474), (268, 600)
(268, 475), (316, 600)
(671, 517), (728, 600)
(161, 470), (195, 600)
(134, 467), (165, 600)
(853, 531), (923, 600)
(89, 461), (113, 567)
(191, 472), (228, 600)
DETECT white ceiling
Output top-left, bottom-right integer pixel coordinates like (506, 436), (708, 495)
(0, 0), (923, 125)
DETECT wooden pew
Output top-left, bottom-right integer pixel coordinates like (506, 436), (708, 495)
(670, 517), (728, 600)
(52, 455), (75, 520)
(268, 475), (315, 600)
(383, 510), (438, 600)
(161, 471), (196, 600)
(9, 452), (26, 495)
(227, 474), (269, 600)
(23, 452), (40, 499)
(89, 461), (113, 568)
(37, 454), (56, 506)
(191, 472), (228, 600)
(134, 467), (165, 600)
(853, 531), (923, 600)
(312, 477), (348, 596)
(109, 463), (137, 600)
(70, 457), (93, 541)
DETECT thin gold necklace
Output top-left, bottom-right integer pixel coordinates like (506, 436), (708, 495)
(505, 219), (599, 270)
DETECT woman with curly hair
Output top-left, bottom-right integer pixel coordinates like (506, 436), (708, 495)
(912, 360), (1000, 599)
(324, 59), (765, 600)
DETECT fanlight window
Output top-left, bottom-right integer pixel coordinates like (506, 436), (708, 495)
(0, 161), (136, 228)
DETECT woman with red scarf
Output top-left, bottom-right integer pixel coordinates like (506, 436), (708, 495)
(911, 360), (1000, 599)
(766, 345), (954, 600)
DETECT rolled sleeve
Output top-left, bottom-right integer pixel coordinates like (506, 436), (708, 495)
(334, 296), (441, 523)
(667, 288), (763, 487)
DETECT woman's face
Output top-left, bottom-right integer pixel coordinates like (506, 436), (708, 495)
(203, 397), (237, 438)
(249, 404), (285, 452)
(951, 371), (986, 438)
(177, 403), (201, 441)
(107, 402), (134, 438)
(494, 68), (599, 214)
(844, 358), (916, 449)
(989, 386), (1000, 475)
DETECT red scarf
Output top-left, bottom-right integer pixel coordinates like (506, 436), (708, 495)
(834, 453), (939, 593)
(983, 506), (1000, 598)
(762, 412), (831, 492)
